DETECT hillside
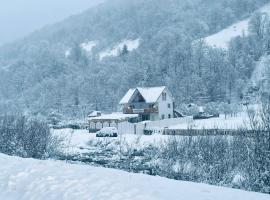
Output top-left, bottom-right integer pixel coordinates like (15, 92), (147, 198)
(204, 3), (270, 48)
(0, 0), (269, 117)
(0, 153), (269, 200)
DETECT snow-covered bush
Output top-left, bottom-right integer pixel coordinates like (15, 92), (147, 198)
(159, 133), (270, 193)
(0, 115), (61, 159)
(177, 104), (200, 116)
(47, 112), (63, 125)
(45, 134), (66, 159)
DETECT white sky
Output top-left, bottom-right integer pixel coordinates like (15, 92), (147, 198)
(0, 0), (104, 46)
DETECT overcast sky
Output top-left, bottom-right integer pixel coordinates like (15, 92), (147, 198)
(0, 0), (104, 46)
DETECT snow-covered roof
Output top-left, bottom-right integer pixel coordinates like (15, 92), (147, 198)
(88, 111), (101, 117)
(89, 113), (138, 122)
(119, 86), (166, 104)
(119, 88), (137, 105)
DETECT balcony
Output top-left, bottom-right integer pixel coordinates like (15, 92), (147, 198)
(123, 107), (158, 114)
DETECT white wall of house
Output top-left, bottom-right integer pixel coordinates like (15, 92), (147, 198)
(157, 89), (174, 120)
(150, 113), (159, 121)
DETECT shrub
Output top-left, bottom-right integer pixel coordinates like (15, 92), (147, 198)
(0, 115), (61, 159)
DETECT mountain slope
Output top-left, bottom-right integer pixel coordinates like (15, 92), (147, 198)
(0, 0), (269, 116)
(204, 3), (270, 49)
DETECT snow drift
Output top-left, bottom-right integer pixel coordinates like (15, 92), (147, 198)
(0, 154), (269, 200)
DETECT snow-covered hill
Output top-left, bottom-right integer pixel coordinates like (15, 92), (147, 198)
(251, 56), (270, 86)
(248, 55), (270, 97)
(80, 41), (97, 54)
(204, 3), (270, 49)
(0, 154), (269, 200)
(99, 39), (140, 61)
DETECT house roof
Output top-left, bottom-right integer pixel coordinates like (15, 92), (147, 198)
(119, 86), (166, 104)
(88, 111), (101, 117)
(89, 113), (138, 122)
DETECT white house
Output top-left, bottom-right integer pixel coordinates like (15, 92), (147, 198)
(119, 86), (174, 121)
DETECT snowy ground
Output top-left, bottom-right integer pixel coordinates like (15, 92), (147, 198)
(204, 3), (270, 48)
(99, 39), (140, 60)
(53, 128), (167, 155)
(53, 112), (250, 155)
(169, 113), (250, 130)
(0, 153), (268, 200)
(204, 19), (249, 49)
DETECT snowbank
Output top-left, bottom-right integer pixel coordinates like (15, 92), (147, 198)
(0, 154), (268, 200)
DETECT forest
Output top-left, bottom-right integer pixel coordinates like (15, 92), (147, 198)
(0, 0), (269, 118)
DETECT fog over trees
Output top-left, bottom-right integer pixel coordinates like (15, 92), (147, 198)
(0, 0), (104, 46)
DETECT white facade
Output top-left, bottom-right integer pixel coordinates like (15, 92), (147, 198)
(155, 88), (174, 120)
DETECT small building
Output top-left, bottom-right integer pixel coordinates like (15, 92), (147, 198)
(88, 111), (102, 118)
(119, 86), (174, 121)
(88, 112), (138, 133)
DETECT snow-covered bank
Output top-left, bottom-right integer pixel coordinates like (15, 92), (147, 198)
(0, 154), (268, 200)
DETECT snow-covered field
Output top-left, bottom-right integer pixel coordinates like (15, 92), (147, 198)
(53, 128), (167, 155)
(53, 113), (250, 154)
(204, 19), (249, 49)
(0, 153), (268, 200)
(169, 113), (249, 130)
(204, 3), (270, 48)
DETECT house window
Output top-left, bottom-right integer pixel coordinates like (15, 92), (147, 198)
(142, 114), (150, 121)
(168, 114), (171, 119)
(161, 114), (165, 120)
(168, 103), (171, 108)
(162, 92), (167, 101)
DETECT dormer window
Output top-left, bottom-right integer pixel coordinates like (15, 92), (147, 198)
(162, 92), (167, 101)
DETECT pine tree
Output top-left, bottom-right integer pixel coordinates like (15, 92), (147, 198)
(121, 44), (129, 56)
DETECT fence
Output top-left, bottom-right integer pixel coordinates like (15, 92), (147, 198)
(141, 117), (193, 129)
(89, 117), (193, 135)
(164, 128), (270, 137)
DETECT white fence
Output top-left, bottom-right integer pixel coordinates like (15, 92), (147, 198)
(120, 117), (192, 135)
(89, 117), (193, 135)
(118, 121), (146, 135)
